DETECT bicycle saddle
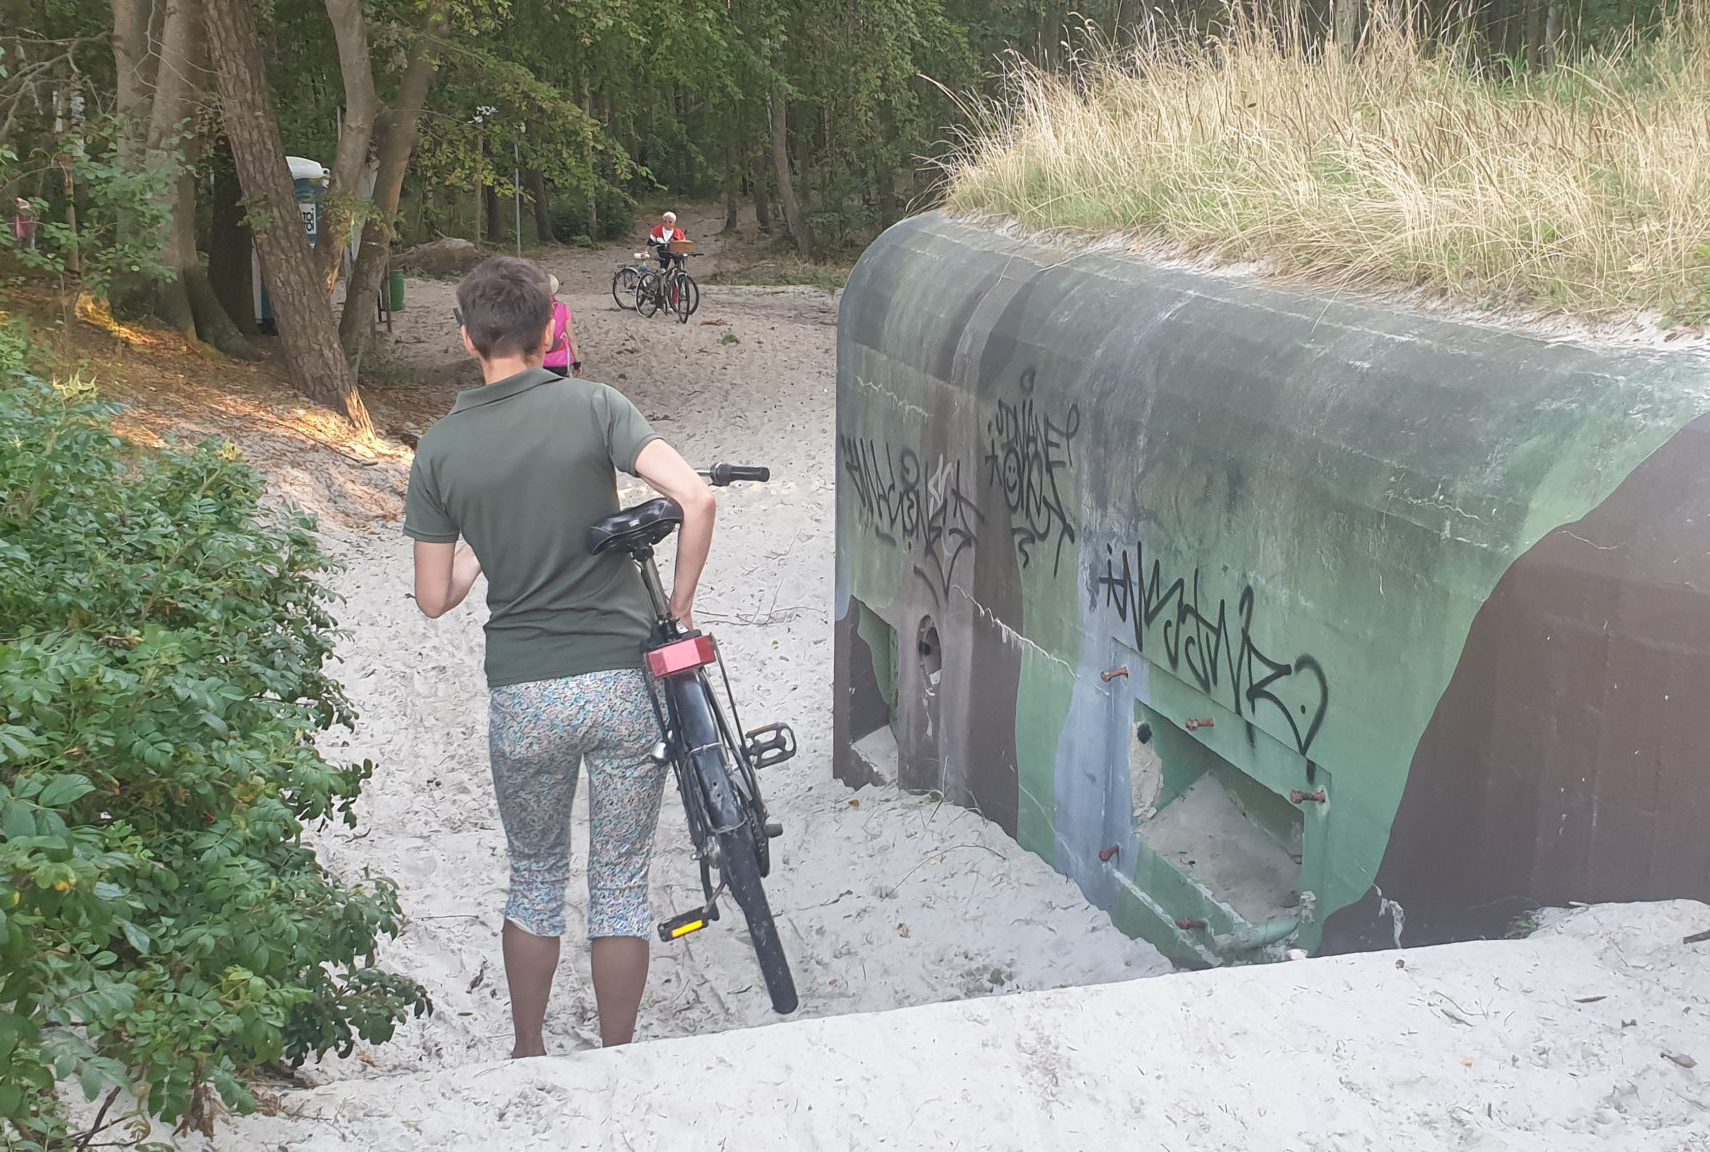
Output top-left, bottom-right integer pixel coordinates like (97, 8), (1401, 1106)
(587, 497), (683, 555)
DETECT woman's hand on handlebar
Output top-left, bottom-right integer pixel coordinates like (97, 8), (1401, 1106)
(701, 464), (770, 486)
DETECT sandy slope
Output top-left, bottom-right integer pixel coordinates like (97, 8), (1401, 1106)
(232, 227), (1168, 1097)
(205, 902), (1710, 1151)
(144, 218), (1708, 1148)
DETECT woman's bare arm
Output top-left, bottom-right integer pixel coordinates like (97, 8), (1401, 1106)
(633, 440), (715, 626)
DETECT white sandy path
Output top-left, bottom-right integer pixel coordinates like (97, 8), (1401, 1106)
(157, 236), (1708, 1150)
(206, 901), (1710, 1151)
(269, 271), (1169, 1090)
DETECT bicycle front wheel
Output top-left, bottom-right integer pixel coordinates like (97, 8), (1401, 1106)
(637, 272), (663, 317)
(718, 819), (797, 1014)
(671, 273), (694, 324)
(612, 267), (640, 310)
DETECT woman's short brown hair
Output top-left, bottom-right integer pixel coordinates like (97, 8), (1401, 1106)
(455, 257), (552, 359)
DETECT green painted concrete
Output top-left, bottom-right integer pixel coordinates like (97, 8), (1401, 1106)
(836, 212), (1710, 954)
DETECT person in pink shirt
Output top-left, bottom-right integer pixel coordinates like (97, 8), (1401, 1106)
(543, 275), (581, 378)
(12, 198), (38, 251)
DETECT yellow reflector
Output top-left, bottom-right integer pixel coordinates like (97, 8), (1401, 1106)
(670, 920), (705, 938)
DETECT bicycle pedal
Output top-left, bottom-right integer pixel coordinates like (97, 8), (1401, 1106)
(657, 907), (718, 943)
(744, 723), (797, 769)
(765, 821), (783, 839)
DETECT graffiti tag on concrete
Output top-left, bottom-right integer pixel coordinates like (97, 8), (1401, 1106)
(841, 435), (920, 545)
(984, 368), (1080, 576)
(919, 454), (983, 601)
(1097, 541), (1330, 756)
(842, 436), (984, 601)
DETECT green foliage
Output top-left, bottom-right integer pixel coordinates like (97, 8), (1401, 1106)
(2, 119), (179, 300)
(0, 341), (428, 1145)
(549, 185), (637, 243)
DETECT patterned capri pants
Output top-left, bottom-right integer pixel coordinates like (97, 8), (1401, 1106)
(487, 668), (668, 939)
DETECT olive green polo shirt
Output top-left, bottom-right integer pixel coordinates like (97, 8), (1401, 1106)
(403, 368), (661, 688)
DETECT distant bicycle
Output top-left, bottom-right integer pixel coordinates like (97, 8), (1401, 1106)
(611, 253), (652, 311)
(635, 254), (699, 324)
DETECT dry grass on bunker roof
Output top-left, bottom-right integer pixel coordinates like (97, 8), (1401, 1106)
(943, 6), (1710, 325)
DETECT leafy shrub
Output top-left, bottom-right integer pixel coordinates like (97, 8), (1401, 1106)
(2, 123), (179, 303)
(0, 343), (428, 1145)
(550, 183), (638, 244)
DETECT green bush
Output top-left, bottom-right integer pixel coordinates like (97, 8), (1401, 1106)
(550, 183), (638, 244)
(0, 345), (428, 1145)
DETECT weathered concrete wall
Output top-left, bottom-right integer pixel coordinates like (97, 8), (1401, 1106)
(834, 212), (1710, 963)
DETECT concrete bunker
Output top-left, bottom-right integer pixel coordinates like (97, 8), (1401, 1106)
(834, 212), (1710, 964)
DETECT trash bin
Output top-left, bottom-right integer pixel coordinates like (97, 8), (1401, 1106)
(252, 156), (328, 334)
(388, 269), (406, 312)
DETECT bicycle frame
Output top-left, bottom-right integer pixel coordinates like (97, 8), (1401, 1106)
(626, 540), (765, 885)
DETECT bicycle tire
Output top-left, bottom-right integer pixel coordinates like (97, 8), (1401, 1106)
(671, 273), (693, 324)
(637, 271), (663, 318)
(718, 819), (798, 1015)
(671, 672), (795, 1014)
(683, 273), (700, 317)
(612, 267), (640, 310)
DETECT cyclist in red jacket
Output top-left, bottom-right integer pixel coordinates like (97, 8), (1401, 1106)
(646, 211), (686, 271)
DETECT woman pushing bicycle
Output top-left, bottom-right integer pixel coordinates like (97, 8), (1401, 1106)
(646, 209), (688, 271)
(405, 256), (715, 1056)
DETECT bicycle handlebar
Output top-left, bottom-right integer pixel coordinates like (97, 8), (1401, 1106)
(700, 464), (770, 486)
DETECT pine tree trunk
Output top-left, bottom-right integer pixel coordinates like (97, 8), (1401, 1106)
(752, 148), (772, 235)
(525, 170), (553, 244)
(1524, 0), (1544, 67)
(159, 0), (257, 359)
(877, 161), (897, 229)
(118, 0), (195, 320)
(207, 152), (257, 334)
(721, 137), (740, 235)
(174, 138), (258, 359)
(317, 0), (380, 294)
(482, 135), (503, 244)
(770, 92), (814, 257)
(205, 0), (372, 434)
(1333, 0), (1362, 55)
(339, 12), (443, 366)
(110, 0), (162, 313)
(484, 185), (503, 243)
(111, 0), (156, 196)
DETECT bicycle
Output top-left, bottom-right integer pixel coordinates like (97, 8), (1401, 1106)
(636, 242), (701, 323)
(611, 253), (652, 311)
(635, 253), (700, 324)
(586, 463), (799, 1014)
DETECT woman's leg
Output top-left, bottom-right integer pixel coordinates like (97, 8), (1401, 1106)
(502, 922), (560, 1057)
(488, 679), (583, 1058)
(589, 937), (650, 1047)
(582, 670), (670, 1046)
